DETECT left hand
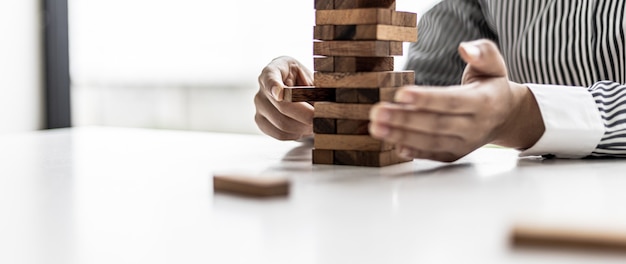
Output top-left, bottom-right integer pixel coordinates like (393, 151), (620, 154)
(369, 39), (544, 162)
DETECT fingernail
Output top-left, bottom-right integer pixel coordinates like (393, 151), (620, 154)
(371, 108), (391, 122)
(370, 123), (390, 137)
(461, 42), (481, 59)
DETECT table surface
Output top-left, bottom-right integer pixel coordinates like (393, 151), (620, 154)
(1, 127), (626, 264)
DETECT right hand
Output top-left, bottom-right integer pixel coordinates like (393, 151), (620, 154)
(255, 56), (314, 140)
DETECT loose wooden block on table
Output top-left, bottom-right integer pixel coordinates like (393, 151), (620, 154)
(335, 87), (399, 103)
(314, 71), (414, 88)
(314, 57), (394, 72)
(314, 102), (373, 120)
(312, 149), (412, 167)
(314, 41), (402, 57)
(512, 222), (626, 251)
(315, 9), (416, 27)
(314, 134), (393, 151)
(314, 25), (417, 42)
(213, 174), (289, 197)
(283, 86), (335, 102)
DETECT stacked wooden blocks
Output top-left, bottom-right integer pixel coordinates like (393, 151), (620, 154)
(286, 0), (417, 167)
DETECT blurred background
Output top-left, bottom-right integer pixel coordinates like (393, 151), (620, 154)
(1, 0), (441, 135)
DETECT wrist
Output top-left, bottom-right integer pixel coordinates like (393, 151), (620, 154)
(492, 82), (545, 149)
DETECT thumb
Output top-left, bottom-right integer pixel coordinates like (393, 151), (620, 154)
(459, 39), (508, 83)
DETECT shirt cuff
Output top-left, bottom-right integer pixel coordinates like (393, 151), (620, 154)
(519, 84), (605, 158)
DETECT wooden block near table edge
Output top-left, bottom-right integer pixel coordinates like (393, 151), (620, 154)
(511, 222), (626, 252)
(314, 56), (395, 72)
(315, 0), (396, 10)
(314, 71), (414, 88)
(213, 174), (289, 197)
(312, 149), (412, 167)
(316, 9), (416, 27)
(314, 25), (417, 42)
(314, 134), (394, 151)
(314, 41), (403, 57)
(284, 86), (335, 102)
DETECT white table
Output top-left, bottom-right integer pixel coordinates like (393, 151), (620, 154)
(1, 127), (625, 264)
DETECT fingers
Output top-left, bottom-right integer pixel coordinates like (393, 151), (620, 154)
(370, 120), (465, 153)
(395, 145), (460, 163)
(394, 85), (483, 114)
(370, 103), (473, 136)
(255, 92), (313, 132)
(459, 39), (508, 80)
(259, 57), (314, 102)
(255, 57), (315, 140)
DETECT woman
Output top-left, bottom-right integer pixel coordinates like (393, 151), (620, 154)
(254, 0), (625, 162)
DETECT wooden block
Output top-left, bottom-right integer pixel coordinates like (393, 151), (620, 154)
(313, 118), (336, 134)
(314, 57), (336, 72)
(312, 149), (334, 164)
(337, 119), (370, 134)
(512, 222), (626, 251)
(314, 71), (413, 88)
(314, 56), (394, 72)
(314, 102), (372, 120)
(213, 174), (289, 197)
(283, 86), (335, 102)
(314, 41), (403, 57)
(314, 134), (393, 151)
(312, 149), (411, 167)
(334, 87), (399, 103)
(334, 150), (411, 167)
(315, 9), (415, 27)
(380, 87), (399, 101)
(334, 0), (395, 9)
(314, 118), (369, 135)
(314, 25), (417, 42)
(315, 0), (334, 10)
(391, 10), (417, 27)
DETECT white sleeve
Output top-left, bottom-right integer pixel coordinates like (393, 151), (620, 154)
(518, 84), (605, 158)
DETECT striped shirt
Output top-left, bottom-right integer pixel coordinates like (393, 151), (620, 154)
(405, 0), (626, 157)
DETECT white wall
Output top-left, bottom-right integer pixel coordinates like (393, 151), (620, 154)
(0, 0), (43, 133)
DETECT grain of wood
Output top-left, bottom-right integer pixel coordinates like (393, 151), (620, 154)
(334, 0), (396, 9)
(314, 25), (417, 42)
(314, 102), (372, 120)
(314, 56), (395, 72)
(314, 134), (394, 151)
(283, 86), (335, 102)
(314, 40), (403, 57)
(313, 117), (337, 134)
(213, 174), (289, 197)
(316, 9), (415, 27)
(512, 222), (626, 251)
(314, 71), (413, 88)
(312, 149), (334, 164)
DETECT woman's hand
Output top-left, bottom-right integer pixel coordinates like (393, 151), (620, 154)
(369, 39), (545, 162)
(255, 56), (314, 140)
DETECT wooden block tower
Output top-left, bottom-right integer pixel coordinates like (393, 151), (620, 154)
(285, 0), (417, 167)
